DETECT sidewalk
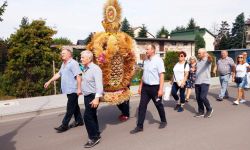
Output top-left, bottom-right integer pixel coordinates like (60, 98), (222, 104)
(0, 77), (222, 121)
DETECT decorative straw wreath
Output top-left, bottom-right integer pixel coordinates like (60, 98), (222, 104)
(87, 0), (136, 105)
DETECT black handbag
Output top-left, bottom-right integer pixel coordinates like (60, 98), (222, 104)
(235, 77), (243, 84)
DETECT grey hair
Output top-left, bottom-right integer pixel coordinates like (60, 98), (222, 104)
(189, 56), (197, 62)
(81, 50), (93, 61)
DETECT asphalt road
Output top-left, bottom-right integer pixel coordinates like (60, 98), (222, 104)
(1, 85), (250, 150)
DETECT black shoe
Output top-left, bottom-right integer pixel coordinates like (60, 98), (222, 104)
(159, 122), (167, 129)
(177, 106), (184, 112)
(54, 125), (68, 133)
(216, 97), (223, 101)
(174, 104), (181, 110)
(223, 96), (229, 99)
(130, 127), (143, 134)
(204, 109), (213, 118)
(84, 137), (101, 148)
(194, 112), (204, 118)
(69, 121), (84, 128)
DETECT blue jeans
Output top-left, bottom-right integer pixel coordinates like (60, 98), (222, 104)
(219, 74), (230, 98)
(171, 82), (186, 104)
(195, 84), (212, 113)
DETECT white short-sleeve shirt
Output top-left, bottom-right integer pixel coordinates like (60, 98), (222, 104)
(142, 55), (165, 85)
(236, 63), (249, 77)
(173, 62), (190, 82)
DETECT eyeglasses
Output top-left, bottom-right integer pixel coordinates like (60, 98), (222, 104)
(238, 57), (243, 58)
(179, 55), (184, 57)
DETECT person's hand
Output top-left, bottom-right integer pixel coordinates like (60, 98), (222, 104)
(158, 89), (163, 97)
(44, 81), (51, 89)
(138, 87), (142, 95)
(77, 88), (82, 96)
(90, 98), (99, 108)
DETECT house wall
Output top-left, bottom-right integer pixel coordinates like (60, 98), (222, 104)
(203, 31), (215, 51)
(135, 41), (195, 63)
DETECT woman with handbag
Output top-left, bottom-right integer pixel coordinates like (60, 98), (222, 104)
(171, 51), (189, 112)
(233, 54), (250, 105)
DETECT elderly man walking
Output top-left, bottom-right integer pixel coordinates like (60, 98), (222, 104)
(194, 48), (213, 118)
(80, 50), (103, 148)
(213, 50), (235, 101)
(44, 48), (83, 133)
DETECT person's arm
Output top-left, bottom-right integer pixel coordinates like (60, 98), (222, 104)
(76, 75), (82, 95)
(44, 72), (60, 89)
(90, 67), (103, 108)
(138, 79), (143, 95)
(158, 73), (164, 97)
(213, 64), (217, 75)
(207, 53), (213, 63)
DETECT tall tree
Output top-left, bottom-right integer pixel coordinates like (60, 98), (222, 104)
(138, 24), (148, 38)
(187, 18), (199, 30)
(0, 1), (7, 22)
(230, 13), (246, 48)
(20, 17), (29, 28)
(195, 34), (205, 56)
(156, 26), (169, 38)
(215, 21), (231, 50)
(120, 18), (134, 38)
(1, 19), (60, 97)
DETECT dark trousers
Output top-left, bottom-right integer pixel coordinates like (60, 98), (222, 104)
(137, 84), (167, 128)
(62, 93), (83, 126)
(171, 82), (186, 104)
(117, 100), (130, 117)
(195, 84), (212, 113)
(84, 94), (100, 140)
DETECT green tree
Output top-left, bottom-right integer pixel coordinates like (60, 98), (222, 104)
(195, 34), (205, 56)
(1, 19), (60, 98)
(138, 24), (148, 38)
(84, 32), (94, 45)
(156, 26), (169, 38)
(215, 21), (231, 50)
(52, 37), (72, 45)
(121, 18), (134, 38)
(230, 13), (246, 48)
(171, 26), (186, 33)
(0, 1), (7, 22)
(20, 17), (29, 28)
(187, 18), (199, 30)
(0, 38), (9, 72)
(164, 51), (179, 80)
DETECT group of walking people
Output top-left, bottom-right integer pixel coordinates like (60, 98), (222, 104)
(44, 45), (249, 148)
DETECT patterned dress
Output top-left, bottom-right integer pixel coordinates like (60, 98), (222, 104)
(186, 63), (197, 88)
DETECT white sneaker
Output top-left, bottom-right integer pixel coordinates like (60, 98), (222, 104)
(233, 100), (239, 105)
(240, 99), (247, 103)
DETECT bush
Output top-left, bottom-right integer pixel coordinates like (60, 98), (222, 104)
(164, 51), (179, 80)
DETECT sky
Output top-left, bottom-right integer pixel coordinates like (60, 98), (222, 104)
(0, 0), (250, 43)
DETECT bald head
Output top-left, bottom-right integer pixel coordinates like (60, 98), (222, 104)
(197, 48), (207, 59)
(221, 50), (228, 59)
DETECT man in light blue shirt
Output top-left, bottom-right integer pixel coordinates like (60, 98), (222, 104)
(44, 48), (83, 133)
(130, 44), (167, 134)
(80, 50), (103, 148)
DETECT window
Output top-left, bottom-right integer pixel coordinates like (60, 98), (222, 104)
(171, 42), (176, 46)
(183, 42), (188, 46)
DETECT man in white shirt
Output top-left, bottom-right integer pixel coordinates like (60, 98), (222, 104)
(130, 44), (167, 134)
